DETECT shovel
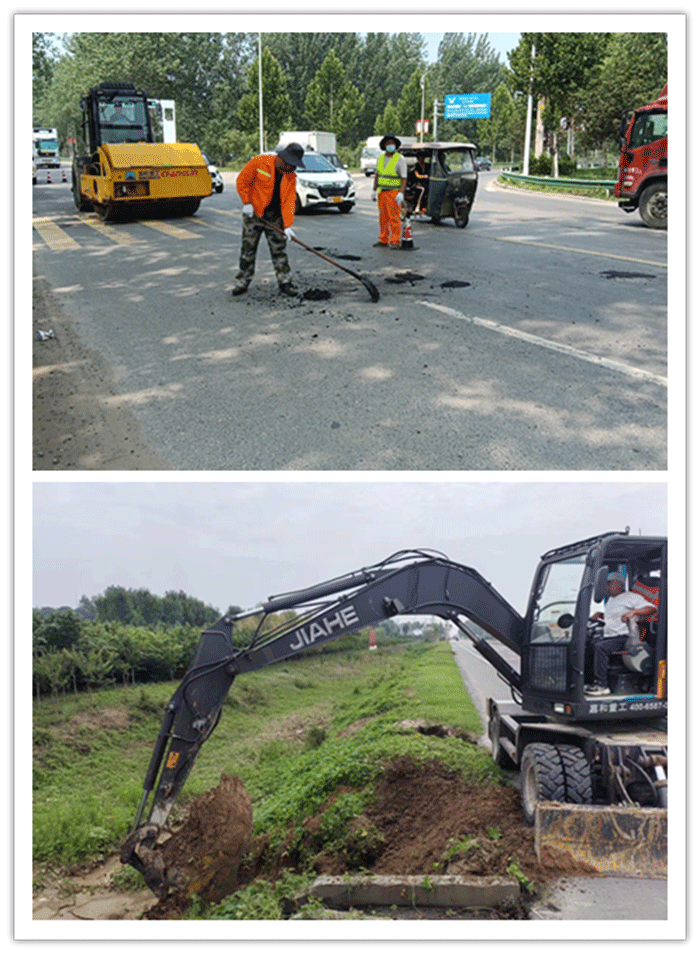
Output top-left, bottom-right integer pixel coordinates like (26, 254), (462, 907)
(256, 217), (380, 302)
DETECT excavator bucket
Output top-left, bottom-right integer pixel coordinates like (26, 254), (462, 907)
(535, 802), (667, 878)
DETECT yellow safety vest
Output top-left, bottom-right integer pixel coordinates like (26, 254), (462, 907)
(376, 152), (402, 191)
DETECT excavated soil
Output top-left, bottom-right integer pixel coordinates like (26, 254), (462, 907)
(33, 753), (596, 921)
(138, 755), (594, 920)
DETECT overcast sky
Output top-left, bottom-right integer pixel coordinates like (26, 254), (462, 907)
(31, 479), (668, 616)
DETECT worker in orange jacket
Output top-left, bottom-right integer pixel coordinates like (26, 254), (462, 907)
(371, 135), (407, 248)
(232, 142), (304, 297)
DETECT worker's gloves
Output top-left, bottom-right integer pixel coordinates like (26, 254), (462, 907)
(285, 227), (295, 240)
(395, 192), (404, 206)
(371, 190), (377, 202)
(241, 203), (253, 217)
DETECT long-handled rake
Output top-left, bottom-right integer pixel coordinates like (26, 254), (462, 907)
(257, 217), (380, 302)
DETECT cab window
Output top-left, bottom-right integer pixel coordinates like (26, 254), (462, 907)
(629, 110), (668, 149)
(442, 150), (476, 173)
(530, 558), (585, 644)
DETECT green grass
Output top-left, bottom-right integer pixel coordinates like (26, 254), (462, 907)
(33, 642), (493, 867)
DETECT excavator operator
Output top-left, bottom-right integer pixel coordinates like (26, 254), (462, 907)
(585, 571), (657, 696)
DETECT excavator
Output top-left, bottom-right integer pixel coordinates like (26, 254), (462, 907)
(71, 81), (211, 222)
(121, 530), (668, 898)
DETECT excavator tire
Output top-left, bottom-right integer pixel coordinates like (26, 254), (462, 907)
(520, 742), (591, 826)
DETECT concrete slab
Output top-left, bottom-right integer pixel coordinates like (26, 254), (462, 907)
(310, 874), (520, 910)
(528, 876), (667, 920)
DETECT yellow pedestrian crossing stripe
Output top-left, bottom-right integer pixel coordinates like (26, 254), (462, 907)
(76, 214), (145, 245)
(33, 214), (203, 250)
(32, 216), (80, 251)
(139, 219), (201, 240)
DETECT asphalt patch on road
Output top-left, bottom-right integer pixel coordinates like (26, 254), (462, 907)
(312, 247), (362, 262)
(385, 271), (426, 285)
(440, 280), (472, 288)
(599, 270), (656, 280)
(303, 288), (333, 300)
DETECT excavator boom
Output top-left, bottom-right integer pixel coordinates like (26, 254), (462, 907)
(121, 550), (523, 893)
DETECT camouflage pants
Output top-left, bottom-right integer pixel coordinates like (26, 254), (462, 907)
(235, 213), (292, 287)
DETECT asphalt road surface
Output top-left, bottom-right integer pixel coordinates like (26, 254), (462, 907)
(31, 167), (668, 471)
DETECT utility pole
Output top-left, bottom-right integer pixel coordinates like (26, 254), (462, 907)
(258, 33), (264, 153)
(522, 42), (535, 174)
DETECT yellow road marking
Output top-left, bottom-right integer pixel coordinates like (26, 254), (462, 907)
(139, 219), (202, 239)
(32, 217), (80, 251)
(496, 237), (667, 269)
(76, 214), (145, 244)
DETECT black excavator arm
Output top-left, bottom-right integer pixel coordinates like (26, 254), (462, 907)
(121, 550), (524, 894)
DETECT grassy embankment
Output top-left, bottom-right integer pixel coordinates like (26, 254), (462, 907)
(33, 641), (496, 870)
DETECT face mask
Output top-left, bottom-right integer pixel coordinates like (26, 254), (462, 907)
(386, 144), (396, 153)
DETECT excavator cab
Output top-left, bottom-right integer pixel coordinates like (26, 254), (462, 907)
(520, 531), (667, 720)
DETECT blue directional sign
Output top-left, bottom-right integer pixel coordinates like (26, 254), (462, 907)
(444, 93), (492, 119)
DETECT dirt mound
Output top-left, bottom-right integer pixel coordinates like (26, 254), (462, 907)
(145, 773), (253, 917)
(365, 757), (541, 877)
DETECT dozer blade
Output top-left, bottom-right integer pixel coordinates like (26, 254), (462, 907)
(535, 802), (667, 878)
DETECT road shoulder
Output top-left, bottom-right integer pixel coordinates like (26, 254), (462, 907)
(32, 273), (171, 470)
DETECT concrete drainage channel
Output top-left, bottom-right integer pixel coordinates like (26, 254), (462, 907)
(306, 873), (520, 909)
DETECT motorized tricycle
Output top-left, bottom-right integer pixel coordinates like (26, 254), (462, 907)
(400, 141), (479, 228)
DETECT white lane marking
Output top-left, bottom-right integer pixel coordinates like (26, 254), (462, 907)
(496, 236), (666, 268)
(418, 300), (667, 388)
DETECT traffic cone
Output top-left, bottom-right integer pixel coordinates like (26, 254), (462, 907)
(401, 214), (414, 250)
(47, 172), (52, 184)
(62, 170), (67, 182)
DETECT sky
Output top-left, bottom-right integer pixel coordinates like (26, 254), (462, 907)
(31, 479), (669, 616)
(423, 32), (521, 64)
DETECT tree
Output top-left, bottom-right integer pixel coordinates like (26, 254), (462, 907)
(374, 101), (400, 137)
(573, 33), (667, 162)
(33, 31), (254, 152)
(304, 49), (365, 141)
(508, 32), (609, 174)
(395, 69), (424, 138)
(32, 32), (61, 118)
(476, 81), (515, 161)
(33, 609), (82, 653)
(432, 33), (505, 144)
(237, 46), (293, 150)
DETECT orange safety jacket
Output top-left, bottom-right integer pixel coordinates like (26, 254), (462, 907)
(631, 579), (660, 621)
(236, 154), (297, 229)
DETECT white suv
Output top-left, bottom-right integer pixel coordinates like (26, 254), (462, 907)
(292, 152), (356, 213)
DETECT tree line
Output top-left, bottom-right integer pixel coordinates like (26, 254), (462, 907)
(32, 585), (448, 702)
(32, 30), (666, 170)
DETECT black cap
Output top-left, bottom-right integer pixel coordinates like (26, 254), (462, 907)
(276, 142), (304, 167)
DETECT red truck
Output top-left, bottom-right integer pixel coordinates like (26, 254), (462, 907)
(615, 84), (667, 229)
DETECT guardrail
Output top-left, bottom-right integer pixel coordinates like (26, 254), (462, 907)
(499, 171), (617, 194)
